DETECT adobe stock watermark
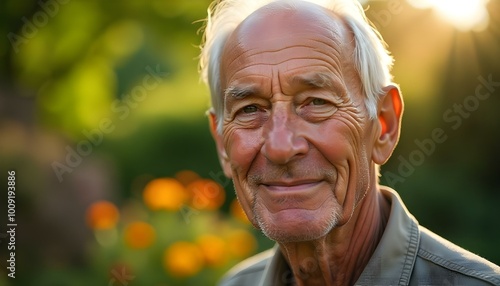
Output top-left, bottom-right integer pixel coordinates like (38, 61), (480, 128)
(108, 266), (135, 286)
(383, 74), (500, 186)
(51, 64), (167, 182)
(7, 0), (70, 53)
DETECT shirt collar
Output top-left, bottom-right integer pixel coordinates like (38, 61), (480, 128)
(257, 187), (420, 286)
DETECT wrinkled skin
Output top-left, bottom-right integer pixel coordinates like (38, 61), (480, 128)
(209, 2), (403, 285)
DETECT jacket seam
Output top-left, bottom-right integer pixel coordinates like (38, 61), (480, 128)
(418, 248), (500, 285)
(398, 219), (419, 286)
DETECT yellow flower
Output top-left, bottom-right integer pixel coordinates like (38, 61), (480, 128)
(230, 199), (251, 224)
(227, 229), (257, 258)
(197, 234), (227, 267)
(164, 241), (204, 277)
(143, 178), (187, 211)
(124, 221), (156, 249)
(85, 200), (120, 230)
(187, 179), (225, 210)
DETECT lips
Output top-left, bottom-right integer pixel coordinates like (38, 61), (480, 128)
(256, 179), (330, 213)
(261, 180), (322, 192)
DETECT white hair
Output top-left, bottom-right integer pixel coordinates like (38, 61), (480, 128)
(199, 0), (394, 133)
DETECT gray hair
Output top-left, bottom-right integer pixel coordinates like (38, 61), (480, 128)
(199, 0), (394, 133)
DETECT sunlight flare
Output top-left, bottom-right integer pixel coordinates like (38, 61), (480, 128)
(407, 0), (490, 31)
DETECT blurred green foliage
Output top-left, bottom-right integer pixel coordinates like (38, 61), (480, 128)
(0, 0), (499, 285)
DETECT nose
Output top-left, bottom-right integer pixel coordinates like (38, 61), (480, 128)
(261, 106), (309, 165)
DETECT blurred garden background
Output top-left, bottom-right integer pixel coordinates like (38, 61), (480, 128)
(0, 0), (499, 285)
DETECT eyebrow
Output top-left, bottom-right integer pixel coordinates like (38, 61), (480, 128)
(291, 72), (334, 89)
(224, 84), (258, 99)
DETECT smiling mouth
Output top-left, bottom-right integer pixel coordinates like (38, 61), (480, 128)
(261, 180), (323, 192)
(257, 180), (330, 213)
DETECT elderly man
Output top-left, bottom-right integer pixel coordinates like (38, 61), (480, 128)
(199, 0), (500, 285)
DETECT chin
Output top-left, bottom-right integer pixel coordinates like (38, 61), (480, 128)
(254, 206), (341, 243)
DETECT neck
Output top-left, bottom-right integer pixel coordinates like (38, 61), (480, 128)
(278, 186), (390, 286)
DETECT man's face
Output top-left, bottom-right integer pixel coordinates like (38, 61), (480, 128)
(215, 5), (381, 242)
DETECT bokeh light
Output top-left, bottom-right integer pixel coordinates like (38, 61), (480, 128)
(164, 241), (205, 277)
(86, 200), (120, 230)
(143, 178), (188, 211)
(175, 169), (202, 186)
(187, 179), (226, 210)
(197, 234), (228, 267)
(227, 229), (257, 258)
(124, 221), (156, 249)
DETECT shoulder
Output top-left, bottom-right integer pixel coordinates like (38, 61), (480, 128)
(413, 226), (500, 285)
(218, 248), (274, 286)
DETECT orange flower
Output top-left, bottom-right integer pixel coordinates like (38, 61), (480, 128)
(197, 234), (227, 267)
(86, 200), (120, 230)
(227, 229), (257, 258)
(164, 241), (204, 277)
(187, 179), (225, 210)
(230, 199), (251, 224)
(124, 221), (156, 249)
(143, 178), (187, 211)
(175, 170), (200, 187)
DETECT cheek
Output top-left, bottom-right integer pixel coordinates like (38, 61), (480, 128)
(310, 120), (359, 163)
(223, 127), (262, 225)
(308, 119), (369, 205)
(225, 128), (262, 172)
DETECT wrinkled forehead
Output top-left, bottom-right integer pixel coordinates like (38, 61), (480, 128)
(221, 1), (353, 74)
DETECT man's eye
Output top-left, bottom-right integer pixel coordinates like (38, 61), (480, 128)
(311, 98), (326, 105)
(242, 105), (258, 113)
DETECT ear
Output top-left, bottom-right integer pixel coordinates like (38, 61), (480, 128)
(372, 85), (403, 165)
(208, 110), (233, 178)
